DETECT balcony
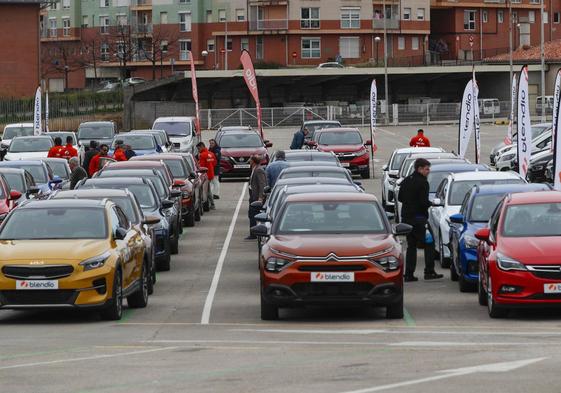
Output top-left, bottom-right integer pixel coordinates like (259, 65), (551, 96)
(131, 0), (152, 11)
(132, 23), (153, 35)
(373, 17), (400, 29)
(249, 19), (288, 31)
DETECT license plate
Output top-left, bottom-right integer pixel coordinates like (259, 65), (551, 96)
(544, 283), (561, 293)
(310, 272), (354, 282)
(234, 164), (250, 169)
(16, 280), (58, 290)
(341, 162), (350, 167)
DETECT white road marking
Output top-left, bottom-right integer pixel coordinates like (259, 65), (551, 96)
(0, 346), (179, 371)
(201, 182), (248, 325)
(339, 357), (547, 393)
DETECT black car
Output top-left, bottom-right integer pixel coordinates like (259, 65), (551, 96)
(527, 150), (553, 183)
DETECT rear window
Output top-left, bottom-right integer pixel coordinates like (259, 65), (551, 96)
(280, 171), (348, 180)
(449, 179), (524, 205)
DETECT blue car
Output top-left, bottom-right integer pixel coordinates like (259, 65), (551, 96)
(449, 183), (551, 292)
(0, 160), (62, 196)
(109, 133), (163, 156)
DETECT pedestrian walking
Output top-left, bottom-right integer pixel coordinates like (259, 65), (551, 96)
(246, 155), (267, 240)
(88, 144), (109, 177)
(68, 157), (87, 189)
(113, 140), (127, 161)
(196, 142), (217, 210)
(266, 150), (289, 187)
(82, 141), (99, 175)
(61, 136), (78, 160)
(409, 129), (431, 147)
(290, 127), (309, 150)
(48, 137), (64, 158)
(398, 158), (443, 282)
(209, 138), (221, 199)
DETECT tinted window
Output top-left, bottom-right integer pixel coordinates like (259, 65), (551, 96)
(78, 124), (114, 139)
(391, 153), (408, 170)
(317, 131), (362, 145)
(305, 123), (340, 132)
(3, 127), (33, 139)
(469, 194), (505, 222)
(449, 179), (524, 205)
(280, 171), (348, 180)
(45, 161), (69, 179)
(113, 135), (156, 150)
(0, 208), (107, 239)
(163, 159), (187, 178)
(6, 165), (48, 184)
(78, 183), (157, 209)
(153, 121), (191, 137)
(2, 173), (24, 193)
(219, 133), (262, 148)
(9, 138), (52, 153)
(427, 172), (450, 193)
(503, 203), (561, 237)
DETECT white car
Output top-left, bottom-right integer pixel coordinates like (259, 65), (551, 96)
(152, 116), (199, 155)
(4, 136), (54, 161)
(428, 171), (526, 268)
(495, 129), (552, 171)
(490, 123), (551, 166)
(1, 123), (34, 151)
(381, 147), (444, 211)
(317, 62), (344, 69)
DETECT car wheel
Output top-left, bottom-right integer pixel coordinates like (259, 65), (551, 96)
(184, 209), (195, 227)
(487, 276), (508, 318)
(260, 294), (279, 321)
(171, 226), (179, 254)
(478, 273), (488, 306)
(156, 239), (171, 271)
(360, 169), (370, 179)
(101, 269), (123, 321)
(127, 260), (149, 308)
(386, 297), (404, 319)
(439, 231), (451, 268)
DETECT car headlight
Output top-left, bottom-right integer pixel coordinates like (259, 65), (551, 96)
(265, 257), (292, 272)
(463, 234), (479, 249)
(533, 165), (544, 171)
(355, 148), (367, 156)
(162, 208), (173, 218)
(372, 256), (400, 271)
(499, 153), (516, 162)
(80, 251), (111, 271)
(496, 253), (527, 271)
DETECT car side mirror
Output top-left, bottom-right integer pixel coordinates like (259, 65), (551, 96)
(142, 215), (160, 225)
(432, 198), (443, 207)
(382, 164), (388, 171)
(393, 223), (412, 236)
(364, 139), (372, 146)
(474, 227), (491, 242)
(250, 200), (263, 209)
(9, 190), (22, 200)
(250, 224), (269, 237)
(265, 142), (273, 148)
(26, 186), (40, 197)
(114, 227), (128, 240)
(173, 179), (186, 188)
(161, 199), (174, 209)
(255, 212), (270, 222)
(450, 213), (465, 224)
(263, 186), (271, 194)
(170, 190), (182, 198)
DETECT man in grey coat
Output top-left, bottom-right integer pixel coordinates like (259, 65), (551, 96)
(246, 155), (267, 240)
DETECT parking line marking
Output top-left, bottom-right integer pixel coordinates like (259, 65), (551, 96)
(201, 182), (248, 325)
(403, 308), (416, 327)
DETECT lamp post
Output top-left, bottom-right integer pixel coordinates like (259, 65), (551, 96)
(382, 0), (389, 124)
(540, 0), (545, 122)
(375, 36), (381, 66)
(201, 50), (208, 70)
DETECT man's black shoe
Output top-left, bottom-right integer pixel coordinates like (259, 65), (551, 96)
(404, 276), (419, 282)
(424, 272), (444, 280)
(244, 235), (257, 240)
(213, 195), (220, 199)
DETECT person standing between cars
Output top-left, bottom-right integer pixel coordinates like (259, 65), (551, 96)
(398, 158), (442, 282)
(196, 142), (217, 210)
(290, 127), (309, 150)
(48, 137), (64, 158)
(113, 140), (127, 161)
(124, 144), (136, 160)
(266, 150), (289, 188)
(61, 136), (78, 160)
(246, 155), (267, 240)
(88, 144), (110, 177)
(82, 140), (99, 175)
(68, 157), (87, 189)
(409, 129), (431, 147)
(208, 138), (221, 200)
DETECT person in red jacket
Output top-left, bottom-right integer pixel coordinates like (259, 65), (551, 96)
(47, 137), (64, 158)
(113, 140), (127, 161)
(196, 142), (217, 210)
(61, 136), (78, 160)
(409, 129), (431, 147)
(88, 144), (110, 176)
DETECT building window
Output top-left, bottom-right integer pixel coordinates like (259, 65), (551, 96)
(219, 9), (226, 22)
(301, 7), (320, 29)
(179, 40), (192, 61)
(160, 12), (168, 24)
(529, 10), (536, 23)
(179, 12), (192, 32)
(101, 43), (110, 61)
(464, 10), (476, 30)
(403, 7), (411, 20)
(339, 37), (359, 58)
(512, 11), (518, 22)
(417, 8), (425, 20)
(529, 0), (540, 3)
(341, 7), (360, 29)
(256, 36), (264, 59)
(411, 36), (419, 50)
(226, 38), (233, 51)
(100, 0), (109, 8)
(82, 15), (89, 28)
(555, 12), (560, 23)
(62, 18), (70, 36)
(544, 11), (548, 23)
(62, 0), (70, 9)
(99, 16), (109, 34)
(398, 36), (405, 50)
(206, 10), (212, 23)
(236, 9), (245, 21)
(207, 39), (215, 52)
(498, 10), (504, 23)
(241, 37), (249, 51)
(482, 10), (488, 23)
(301, 38), (320, 58)
(49, 18), (57, 38)
(179, 0), (190, 3)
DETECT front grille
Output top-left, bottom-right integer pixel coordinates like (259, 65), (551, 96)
(2, 265), (74, 280)
(230, 156), (250, 164)
(528, 293), (561, 300)
(173, 143), (181, 148)
(298, 265), (367, 272)
(291, 283), (373, 298)
(527, 265), (561, 280)
(0, 290), (77, 305)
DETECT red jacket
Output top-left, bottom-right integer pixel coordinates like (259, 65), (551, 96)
(198, 148), (216, 180)
(113, 148), (127, 161)
(47, 145), (64, 158)
(88, 153), (106, 176)
(409, 134), (431, 147)
(61, 144), (78, 160)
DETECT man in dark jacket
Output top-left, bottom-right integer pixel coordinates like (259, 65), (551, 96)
(68, 157), (87, 189)
(82, 141), (99, 175)
(398, 158), (442, 282)
(246, 155), (267, 240)
(290, 127), (309, 150)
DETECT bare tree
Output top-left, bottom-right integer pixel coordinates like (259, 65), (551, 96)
(138, 24), (179, 80)
(42, 41), (86, 91)
(80, 30), (104, 88)
(108, 20), (137, 80)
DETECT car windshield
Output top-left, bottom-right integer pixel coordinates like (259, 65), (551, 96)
(317, 131), (362, 145)
(1, 173), (25, 193)
(280, 171), (348, 180)
(153, 121), (191, 137)
(45, 161), (68, 179)
(163, 160), (187, 178)
(285, 153), (337, 163)
(11, 165), (47, 183)
(469, 194), (504, 222)
(57, 196), (139, 224)
(152, 133), (166, 146)
(305, 123), (340, 132)
(503, 203), (561, 237)
(9, 138), (52, 153)
(3, 127), (34, 140)
(427, 171), (450, 193)
(99, 172), (167, 199)
(0, 208), (107, 240)
(220, 133), (263, 148)
(114, 135), (156, 150)
(78, 124), (114, 139)
(390, 152), (409, 171)
(449, 179), (524, 205)
(277, 202), (386, 234)
(49, 133), (76, 144)
(79, 183), (158, 209)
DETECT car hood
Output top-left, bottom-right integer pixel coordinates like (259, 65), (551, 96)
(317, 144), (364, 153)
(0, 239), (109, 263)
(269, 234), (396, 257)
(169, 136), (193, 143)
(5, 152), (48, 160)
(221, 147), (267, 157)
(500, 237), (561, 264)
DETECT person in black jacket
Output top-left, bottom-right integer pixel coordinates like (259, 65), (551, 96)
(398, 158), (443, 282)
(82, 140), (99, 176)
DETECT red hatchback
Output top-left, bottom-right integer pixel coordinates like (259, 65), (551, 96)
(476, 191), (561, 318)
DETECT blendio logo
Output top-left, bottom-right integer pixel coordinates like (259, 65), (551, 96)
(313, 273), (353, 281)
(18, 281), (55, 289)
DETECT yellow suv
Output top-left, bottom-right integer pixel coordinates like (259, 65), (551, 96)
(0, 199), (148, 320)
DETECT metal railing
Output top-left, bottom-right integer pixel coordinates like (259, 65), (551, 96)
(373, 18), (400, 29)
(249, 19), (289, 31)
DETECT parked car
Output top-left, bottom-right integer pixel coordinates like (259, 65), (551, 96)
(252, 192), (411, 320)
(298, 120), (342, 143)
(4, 136), (53, 161)
(476, 191), (561, 318)
(132, 129), (174, 153)
(170, 152), (211, 212)
(152, 116), (199, 155)
(495, 129), (552, 172)
(0, 199), (149, 319)
(123, 77), (146, 86)
(110, 133), (163, 156)
(215, 129), (272, 179)
(428, 171), (525, 268)
(0, 168), (40, 204)
(77, 121), (117, 148)
(270, 150), (339, 164)
(317, 62), (344, 69)
(490, 123), (550, 166)
(527, 150), (553, 183)
(1, 123), (34, 153)
(449, 183), (551, 292)
(0, 160), (60, 195)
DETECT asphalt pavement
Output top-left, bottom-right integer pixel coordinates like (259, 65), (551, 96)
(1, 124), (561, 393)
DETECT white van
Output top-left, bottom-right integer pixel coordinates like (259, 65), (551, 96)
(152, 116), (199, 154)
(478, 98), (500, 115)
(2, 123), (34, 150)
(536, 96), (554, 113)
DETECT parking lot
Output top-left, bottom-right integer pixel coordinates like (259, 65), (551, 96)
(1, 124), (560, 393)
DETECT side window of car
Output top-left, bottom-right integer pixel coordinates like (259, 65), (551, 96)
(109, 207), (120, 235)
(25, 172), (35, 187)
(115, 206), (130, 230)
(436, 179), (447, 200)
(460, 193), (471, 216)
(489, 200), (503, 238)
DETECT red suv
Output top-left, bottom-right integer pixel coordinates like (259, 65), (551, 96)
(476, 191), (561, 318)
(252, 193), (411, 320)
(310, 127), (372, 179)
(215, 130), (272, 179)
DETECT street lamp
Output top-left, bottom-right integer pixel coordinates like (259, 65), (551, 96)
(374, 36), (381, 66)
(201, 50), (209, 70)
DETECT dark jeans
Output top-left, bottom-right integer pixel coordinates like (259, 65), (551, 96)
(248, 200), (260, 231)
(403, 216), (435, 277)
